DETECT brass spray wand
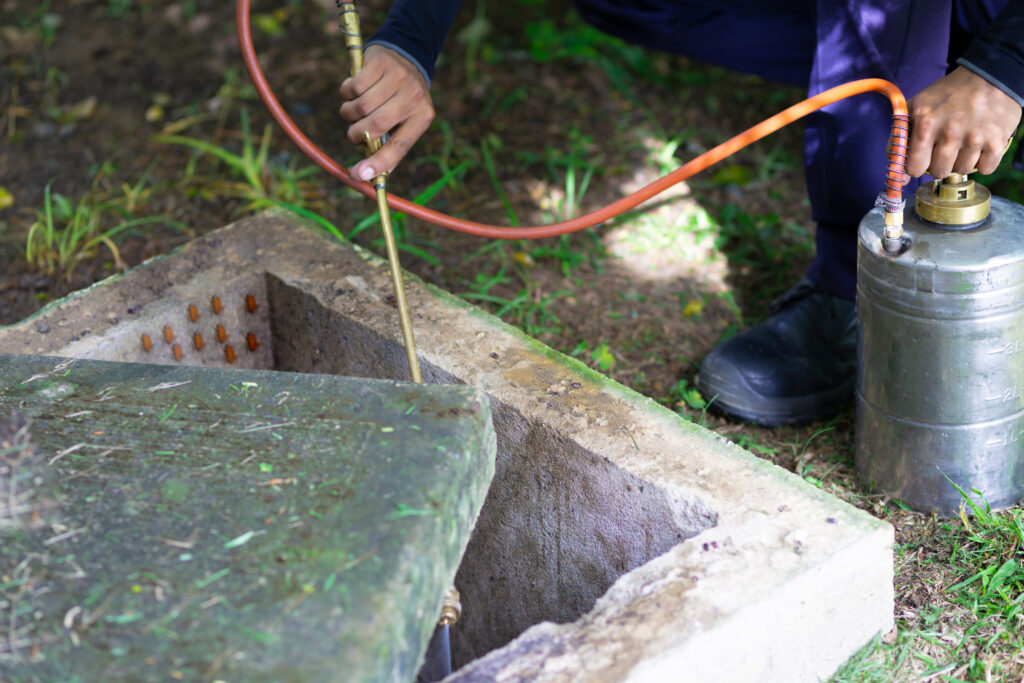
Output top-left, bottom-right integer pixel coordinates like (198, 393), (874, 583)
(337, 4), (458, 671)
(338, 1), (422, 384)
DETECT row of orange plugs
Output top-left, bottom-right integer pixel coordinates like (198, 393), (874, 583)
(140, 294), (260, 363)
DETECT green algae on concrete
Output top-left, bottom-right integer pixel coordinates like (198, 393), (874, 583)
(0, 354), (495, 682)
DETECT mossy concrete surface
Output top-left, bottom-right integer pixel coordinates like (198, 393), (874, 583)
(0, 213), (894, 682)
(0, 354), (495, 682)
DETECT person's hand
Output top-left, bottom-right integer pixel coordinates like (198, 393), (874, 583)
(906, 66), (1021, 179)
(339, 44), (434, 181)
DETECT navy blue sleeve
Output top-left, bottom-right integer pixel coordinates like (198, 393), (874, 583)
(957, 0), (1024, 106)
(364, 0), (464, 87)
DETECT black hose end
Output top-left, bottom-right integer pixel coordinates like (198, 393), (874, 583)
(415, 623), (452, 683)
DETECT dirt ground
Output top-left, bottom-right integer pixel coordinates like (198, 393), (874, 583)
(4, 1), (1024, 680)
(0, 0), (827, 466)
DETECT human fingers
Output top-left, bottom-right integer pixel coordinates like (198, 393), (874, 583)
(339, 46), (433, 175)
(338, 48), (386, 104)
(339, 63), (390, 129)
(907, 67), (1021, 178)
(906, 100), (940, 178)
(976, 133), (1014, 175)
(350, 102), (434, 181)
(947, 127), (984, 176)
(344, 67), (430, 144)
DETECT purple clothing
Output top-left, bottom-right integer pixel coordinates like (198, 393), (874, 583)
(572, 0), (1017, 298)
(369, 1), (1024, 299)
(365, 0), (462, 85)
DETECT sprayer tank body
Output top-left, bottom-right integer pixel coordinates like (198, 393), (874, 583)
(856, 197), (1024, 514)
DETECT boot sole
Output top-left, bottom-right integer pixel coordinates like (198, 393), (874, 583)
(697, 361), (854, 427)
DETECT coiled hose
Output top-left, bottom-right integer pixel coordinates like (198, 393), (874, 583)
(235, 0), (910, 239)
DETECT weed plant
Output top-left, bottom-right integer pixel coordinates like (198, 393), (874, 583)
(156, 108), (348, 245)
(154, 109), (278, 209)
(156, 107), (474, 267)
(25, 181), (172, 283)
(462, 286), (570, 338)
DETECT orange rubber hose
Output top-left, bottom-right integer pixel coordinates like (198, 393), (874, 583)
(236, 0), (909, 240)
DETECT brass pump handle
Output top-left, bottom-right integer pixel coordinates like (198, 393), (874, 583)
(907, 137), (1012, 233)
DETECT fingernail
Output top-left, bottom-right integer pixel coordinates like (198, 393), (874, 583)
(359, 166), (375, 181)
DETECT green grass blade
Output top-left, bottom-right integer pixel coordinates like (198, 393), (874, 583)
(395, 242), (440, 266)
(481, 139), (519, 226)
(410, 160), (473, 207)
(985, 559), (1018, 599)
(348, 160), (473, 242)
(347, 211), (382, 240)
(153, 134), (245, 174)
(255, 198), (344, 241)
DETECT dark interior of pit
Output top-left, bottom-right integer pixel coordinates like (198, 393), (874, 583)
(262, 273), (718, 670)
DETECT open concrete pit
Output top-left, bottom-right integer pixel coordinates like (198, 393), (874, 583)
(0, 213), (894, 681)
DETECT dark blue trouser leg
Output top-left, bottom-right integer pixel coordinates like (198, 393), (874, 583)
(573, 0), (1004, 299)
(808, 0), (1009, 297)
(571, 0), (815, 87)
(803, 1), (950, 298)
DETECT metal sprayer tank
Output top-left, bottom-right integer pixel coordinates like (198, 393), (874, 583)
(856, 173), (1024, 515)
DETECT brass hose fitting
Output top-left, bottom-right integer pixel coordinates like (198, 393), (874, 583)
(439, 588), (461, 626)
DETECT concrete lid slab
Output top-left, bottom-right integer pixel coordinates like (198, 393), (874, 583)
(0, 213), (894, 682)
(0, 354), (495, 682)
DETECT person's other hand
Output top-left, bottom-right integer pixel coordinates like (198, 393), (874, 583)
(339, 45), (434, 181)
(906, 66), (1021, 179)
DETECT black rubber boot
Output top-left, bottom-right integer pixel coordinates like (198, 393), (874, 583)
(697, 279), (856, 426)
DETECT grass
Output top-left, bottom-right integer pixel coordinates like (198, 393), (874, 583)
(153, 109), (278, 209)
(154, 107), (359, 253)
(8, 1), (62, 48)
(528, 232), (605, 278)
(461, 124), (610, 332)
(156, 104), (479, 269)
(480, 135), (520, 226)
(666, 377), (707, 412)
(460, 285), (571, 338)
(835, 489), (1024, 682)
(713, 205), (814, 299)
(25, 181), (174, 283)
